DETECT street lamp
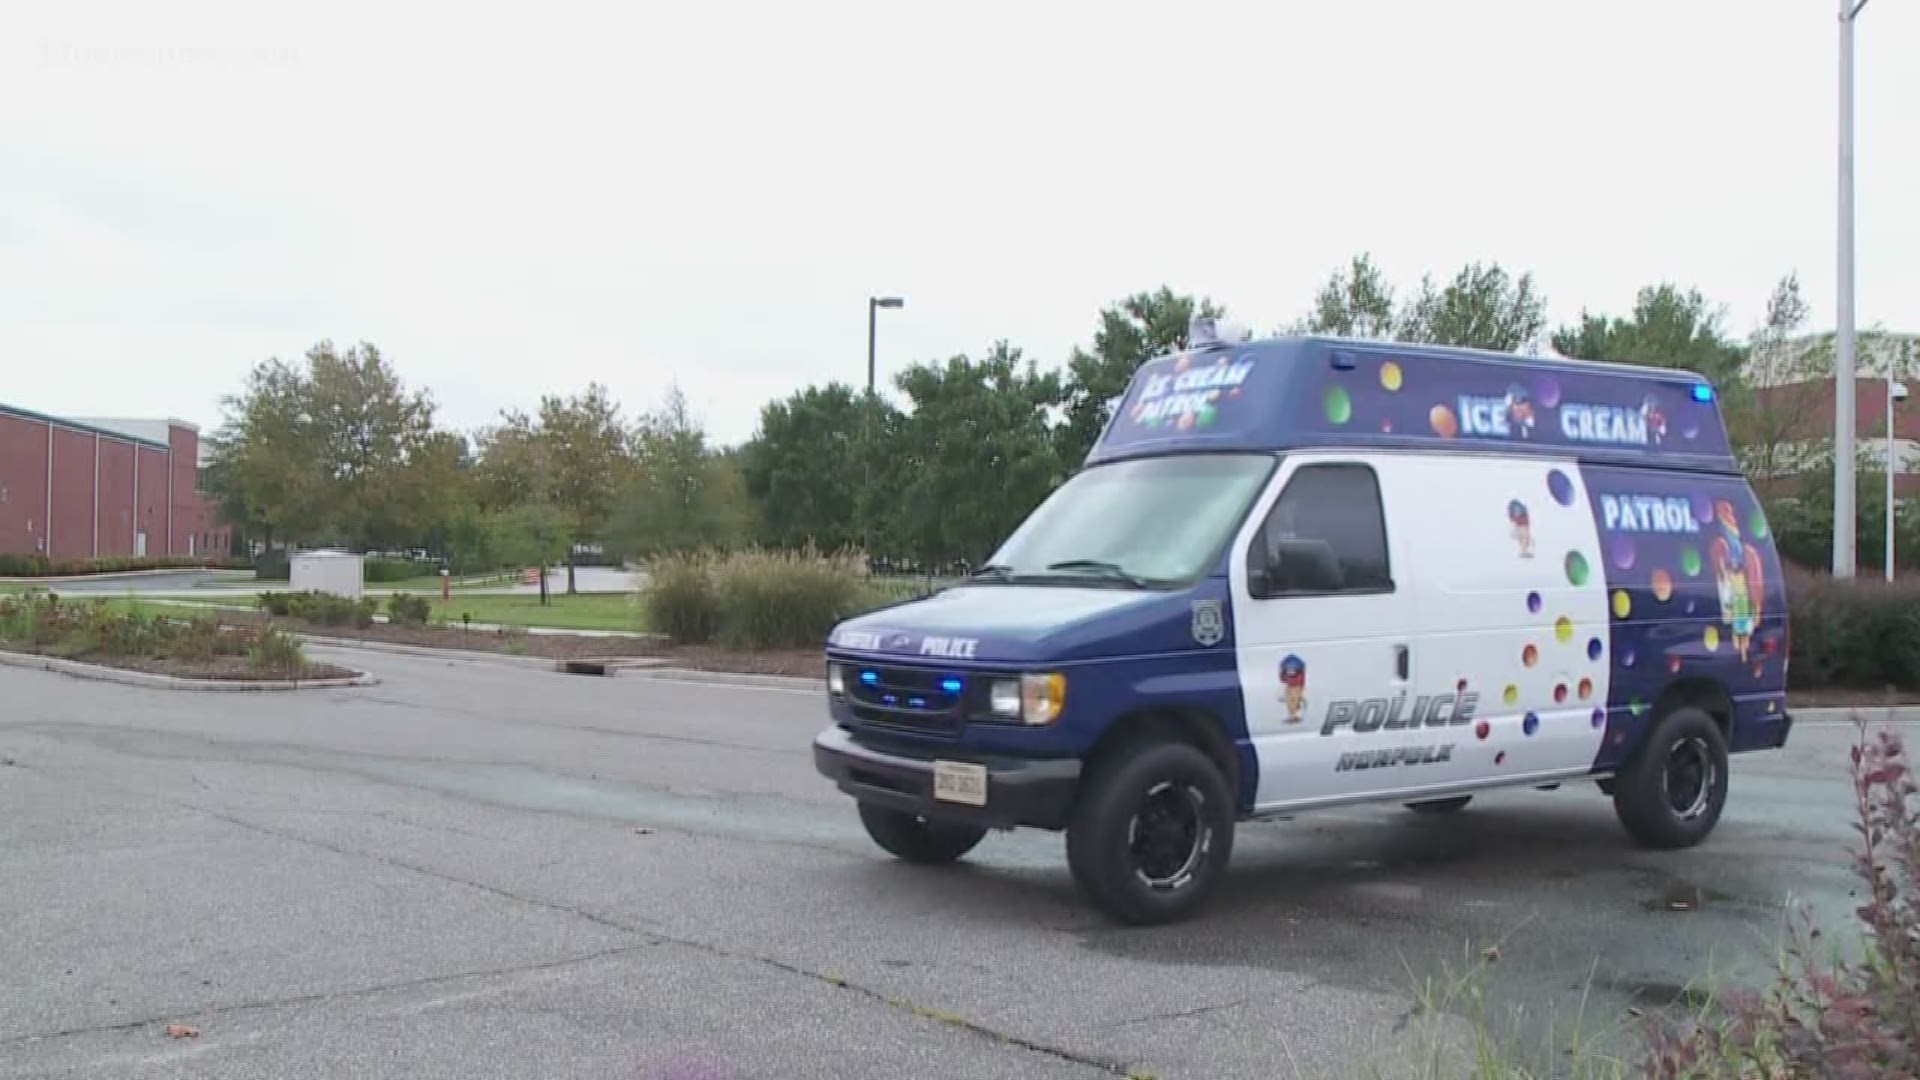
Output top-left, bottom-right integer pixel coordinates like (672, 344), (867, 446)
(1887, 378), (1908, 581)
(1834, 0), (1870, 577)
(868, 296), (904, 393)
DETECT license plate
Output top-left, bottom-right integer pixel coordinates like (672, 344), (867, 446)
(932, 760), (987, 806)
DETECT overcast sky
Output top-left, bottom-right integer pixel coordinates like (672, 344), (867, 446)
(2, 1), (1914, 447)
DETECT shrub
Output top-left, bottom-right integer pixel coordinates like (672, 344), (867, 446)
(386, 592), (432, 626)
(1784, 566), (1920, 690)
(258, 591), (293, 616)
(163, 617), (224, 662)
(247, 625), (307, 677)
(1639, 722), (1920, 1076)
(0, 554), (249, 577)
(643, 553), (720, 644)
(364, 558), (426, 584)
(711, 548), (877, 650)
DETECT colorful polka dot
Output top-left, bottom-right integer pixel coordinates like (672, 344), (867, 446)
(1610, 536), (1637, 571)
(1591, 708), (1606, 728)
(1680, 547), (1703, 578)
(1495, 751), (1507, 765)
(1669, 655), (1683, 674)
(1691, 494), (1715, 525)
(1554, 616), (1574, 643)
(1430, 405), (1459, 438)
(1380, 361), (1403, 391)
(1475, 720), (1490, 740)
(1587, 637), (1604, 661)
(1630, 698), (1647, 718)
(1522, 644), (1539, 667)
(1651, 569), (1674, 602)
(1622, 648), (1637, 668)
(1553, 684), (1568, 704)
(1523, 713), (1540, 736)
(1704, 626), (1721, 652)
(1323, 385), (1353, 425)
(1503, 684), (1519, 706)
(1612, 590), (1632, 618)
(1527, 591), (1543, 614)
(1685, 599), (1698, 615)
(1547, 470), (1575, 506)
(1578, 677), (1593, 700)
(1749, 509), (1771, 540)
(1565, 551), (1591, 587)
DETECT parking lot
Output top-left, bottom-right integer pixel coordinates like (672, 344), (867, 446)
(0, 649), (1879, 1079)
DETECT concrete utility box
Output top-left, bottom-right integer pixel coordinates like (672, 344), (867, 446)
(290, 549), (364, 599)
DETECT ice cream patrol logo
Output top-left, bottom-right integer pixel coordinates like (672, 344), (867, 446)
(1458, 385), (1536, 439)
(1128, 356), (1254, 430)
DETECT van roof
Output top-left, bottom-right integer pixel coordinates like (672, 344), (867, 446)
(1086, 335), (1738, 475)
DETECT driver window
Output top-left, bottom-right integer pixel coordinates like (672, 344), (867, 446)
(1247, 463), (1392, 598)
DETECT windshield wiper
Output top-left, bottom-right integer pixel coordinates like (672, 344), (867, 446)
(1044, 559), (1150, 588)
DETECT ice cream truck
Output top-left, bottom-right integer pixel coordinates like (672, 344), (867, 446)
(813, 323), (1791, 925)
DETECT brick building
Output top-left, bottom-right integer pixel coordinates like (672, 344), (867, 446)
(1742, 330), (1919, 496)
(0, 404), (231, 561)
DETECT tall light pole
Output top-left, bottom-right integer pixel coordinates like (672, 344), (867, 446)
(1833, 0), (1869, 577)
(1888, 378), (1908, 580)
(868, 296), (904, 393)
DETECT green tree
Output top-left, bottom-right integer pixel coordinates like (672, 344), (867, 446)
(738, 384), (900, 552)
(1295, 253), (1398, 339)
(486, 501), (571, 605)
(1550, 283), (1748, 386)
(210, 341), (447, 551)
(605, 387), (751, 558)
(473, 384), (634, 593)
(892, 342), (1063, 568)
(1059, 288), (1222, 466)
(1398, 263), (1547, 351)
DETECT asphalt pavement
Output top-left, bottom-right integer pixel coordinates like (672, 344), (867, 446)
(0, 649), (1888, 1079)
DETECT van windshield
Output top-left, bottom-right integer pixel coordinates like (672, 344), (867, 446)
(977, 454), (1276, 588)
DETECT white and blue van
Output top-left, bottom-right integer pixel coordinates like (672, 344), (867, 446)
(813, 327), (1792, 925)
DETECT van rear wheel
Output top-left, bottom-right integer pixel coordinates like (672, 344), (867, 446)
(857, 803), (988, 864)
(1066, 741), (1235, 926)
(1611, 707), (1728, 850)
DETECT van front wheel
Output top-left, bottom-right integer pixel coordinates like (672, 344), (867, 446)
(1067, 742), (1235, 926)
(1611, 707), (1728, 850)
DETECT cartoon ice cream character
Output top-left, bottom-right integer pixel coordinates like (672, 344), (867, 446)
(1504, 384), (1535, 438)
(1279, 654), (1307, 723)
(1641, 395), (1668, 444)
(1508, 499), (1534, 558)
(1710, 500), (1764, 661)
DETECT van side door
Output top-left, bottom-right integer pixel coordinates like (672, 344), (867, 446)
(1230, 454), (1444, 811)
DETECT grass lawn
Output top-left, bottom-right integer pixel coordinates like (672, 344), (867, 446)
(431, 592), (643, 632)
(89, 597), (254, 620)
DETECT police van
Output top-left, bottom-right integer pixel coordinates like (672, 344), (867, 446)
(813, 325), (1791, 925)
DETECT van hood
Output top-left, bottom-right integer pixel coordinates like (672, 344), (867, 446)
(826, 583), (1180, 665)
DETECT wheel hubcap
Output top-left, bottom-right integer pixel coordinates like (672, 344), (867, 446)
(1662, 736), (1717, 820)
(1127, 781), (1210, 890)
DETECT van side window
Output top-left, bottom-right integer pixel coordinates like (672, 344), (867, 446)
(1247, 463), (1392, 597)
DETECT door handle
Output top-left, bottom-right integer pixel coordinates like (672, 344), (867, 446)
(1394, 644), (1409, 681)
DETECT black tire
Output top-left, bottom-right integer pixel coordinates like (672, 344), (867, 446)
(1611, 706), (1729, 850)
(1066, 741), (1235, 926)
(1405, 796), (1473, 814)
(857, 803), (988, 864)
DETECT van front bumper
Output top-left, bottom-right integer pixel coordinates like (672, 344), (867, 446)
(813, 725), (1080, 831)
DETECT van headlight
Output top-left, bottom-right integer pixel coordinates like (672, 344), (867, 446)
(827, 663), (847, 696)
(989, 673), (1066, 725)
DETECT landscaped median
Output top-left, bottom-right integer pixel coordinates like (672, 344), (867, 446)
(0, 592), (370, 690)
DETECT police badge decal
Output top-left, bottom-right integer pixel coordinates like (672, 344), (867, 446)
(1190, 599), (1225, 647)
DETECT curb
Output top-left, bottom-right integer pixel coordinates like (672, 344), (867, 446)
(0, 568), (253, 584)
(0, 649), (376, 691)
(628, 667), (825, 692)
(295, 634), (669, 676)
(1792, 706), (1920, 723)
